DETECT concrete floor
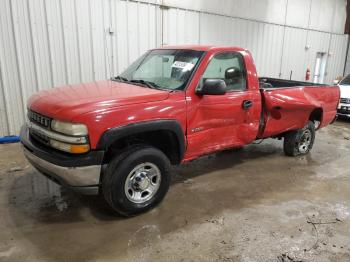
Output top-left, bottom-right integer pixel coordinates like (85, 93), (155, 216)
(0, 120), (350, 262)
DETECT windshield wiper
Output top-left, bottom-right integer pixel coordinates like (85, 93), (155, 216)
(112, 76), (165, 90)
(111, 76), (129, 82)
(129, 79), (162, 90)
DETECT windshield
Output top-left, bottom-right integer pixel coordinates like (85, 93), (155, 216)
(117, 49), (204, 90)
(340, 74), (350, 86)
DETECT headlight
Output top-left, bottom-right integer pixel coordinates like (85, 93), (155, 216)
(51, 120), (88, 136)
(50, 139), (90, 154)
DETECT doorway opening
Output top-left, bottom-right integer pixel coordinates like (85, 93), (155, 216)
(313, 52), (327, 84)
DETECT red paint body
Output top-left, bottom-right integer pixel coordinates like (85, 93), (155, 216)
(27, 46), (340, 162)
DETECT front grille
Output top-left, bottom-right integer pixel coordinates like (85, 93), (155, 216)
(340, 98), (350, 104)
(28, 110), (51, 128)
(29, 130), (50, 146)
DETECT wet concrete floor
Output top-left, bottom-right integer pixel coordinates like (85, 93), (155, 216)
(0, 120), (350, 261)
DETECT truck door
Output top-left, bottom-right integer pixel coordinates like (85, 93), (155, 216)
(185, 51), (261, 160)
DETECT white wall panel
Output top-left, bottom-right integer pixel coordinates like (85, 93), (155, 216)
(90, 0), (109, 80)
(309, 0), (334, 32)
(163, 0), (288, 25)
(199, 13), (225, 45)
(110, 0), (159, 75)
(332, 0), (347, 34)
(11, 0), (38, 102)
(28, 0), (53, 90)
(248, 23), (284, 78)
(163, 8), (200, 45)
(0, 68), (9, 136)
(0, 0), (348, 136)
(61, 0), (83, 84)
(0, 0), (25, 135)
(161, 0), (346, 34)
(305, 31), (331, 79)
(45, 0), (67, 86)
(326, 34), (348, 83)
(280, 27), (308, 81)
(199, 15), (284, 78)
(76, 0), (94, 82)
(285, 0), (311, 29)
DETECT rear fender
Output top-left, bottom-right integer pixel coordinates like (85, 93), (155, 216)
(259, 88), (323, 138)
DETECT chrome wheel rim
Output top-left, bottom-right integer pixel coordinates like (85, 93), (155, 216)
(298, 129), (312, 153)
(124, 162), (161, 204)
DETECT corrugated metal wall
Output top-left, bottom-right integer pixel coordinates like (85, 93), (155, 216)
(0, 0), (348, 136)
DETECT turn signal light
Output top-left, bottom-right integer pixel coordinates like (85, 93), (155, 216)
(50, 139), (90, 154)
(70, 144), (90, 154)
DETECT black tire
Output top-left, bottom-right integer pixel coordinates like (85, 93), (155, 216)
(283, 121), (315, 156)
(102, 145), (171, 217)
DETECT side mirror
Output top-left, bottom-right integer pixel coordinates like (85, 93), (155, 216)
(196, 79), (227, 95)
(225, 67), (242, 80)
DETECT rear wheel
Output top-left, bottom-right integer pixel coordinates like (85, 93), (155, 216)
(102, 145), (171, 216)
(283, 121), (315, 156)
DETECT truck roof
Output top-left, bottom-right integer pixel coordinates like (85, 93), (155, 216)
(156, 45), (246, 52)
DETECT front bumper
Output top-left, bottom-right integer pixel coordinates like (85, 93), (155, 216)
(20, 125), (104, 195)
(337, 111), (350, 118)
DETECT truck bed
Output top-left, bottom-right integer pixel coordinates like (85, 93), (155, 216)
(257, 78), (339, 139)
(259, 77), (326, 89)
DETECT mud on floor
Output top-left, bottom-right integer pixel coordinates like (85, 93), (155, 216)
(0, 120), (350, 262)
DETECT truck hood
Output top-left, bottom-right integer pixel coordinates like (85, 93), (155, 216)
(28, 80), (170, 120)
(339, 84), (350, 99)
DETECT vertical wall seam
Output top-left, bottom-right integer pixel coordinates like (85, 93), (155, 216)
(160, 0), (164, 46)
(343, 35), (350, 75)
(136, 1), (140, 54)
(278, 0), (288, 77)
(88, 0), (96, 80)
(0, 56), (10, 135)
(26, 0), (39, 92)
(9, 0), (26, 114)
(198, 11), (201, 44)
(305, 0), (313, 51)
(73, 0), (82, 83)
(43, 0), (55, 88)
(102, 0), (109, 78)
(126, 0), (130, 64)
(147, 2), (151, 49)
(325, 33), (333, 80)
(58, 0), (69, 84)
(325, 2), (338, 81)
(108, 0), (115, 75)
(114, 0), (120, 74)
(9, 0), (25, 123)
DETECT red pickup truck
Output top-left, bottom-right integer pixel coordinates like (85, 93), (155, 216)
(21, 45), (339, 216)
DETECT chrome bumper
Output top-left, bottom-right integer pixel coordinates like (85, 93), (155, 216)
(337, 112), (350, 118)
(338, 104), (350, 117)
(23, 146), (101, 195)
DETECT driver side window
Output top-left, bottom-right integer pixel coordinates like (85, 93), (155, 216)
(202, 52), (247, 91)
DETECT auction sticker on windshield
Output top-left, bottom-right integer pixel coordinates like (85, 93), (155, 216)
(172, 61), (195, 71)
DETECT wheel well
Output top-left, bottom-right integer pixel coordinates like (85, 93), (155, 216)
(309, 108), (323, 126)
(103, 130), (182, 165)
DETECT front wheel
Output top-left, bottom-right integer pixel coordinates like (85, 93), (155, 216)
(102, 145), (171, 216)
(283, 121), (315, 156)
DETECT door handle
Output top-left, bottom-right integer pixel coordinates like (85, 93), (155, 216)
(242, 100), (253, 110)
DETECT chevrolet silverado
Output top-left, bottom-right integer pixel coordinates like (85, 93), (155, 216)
(21, 45), (340, 216)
